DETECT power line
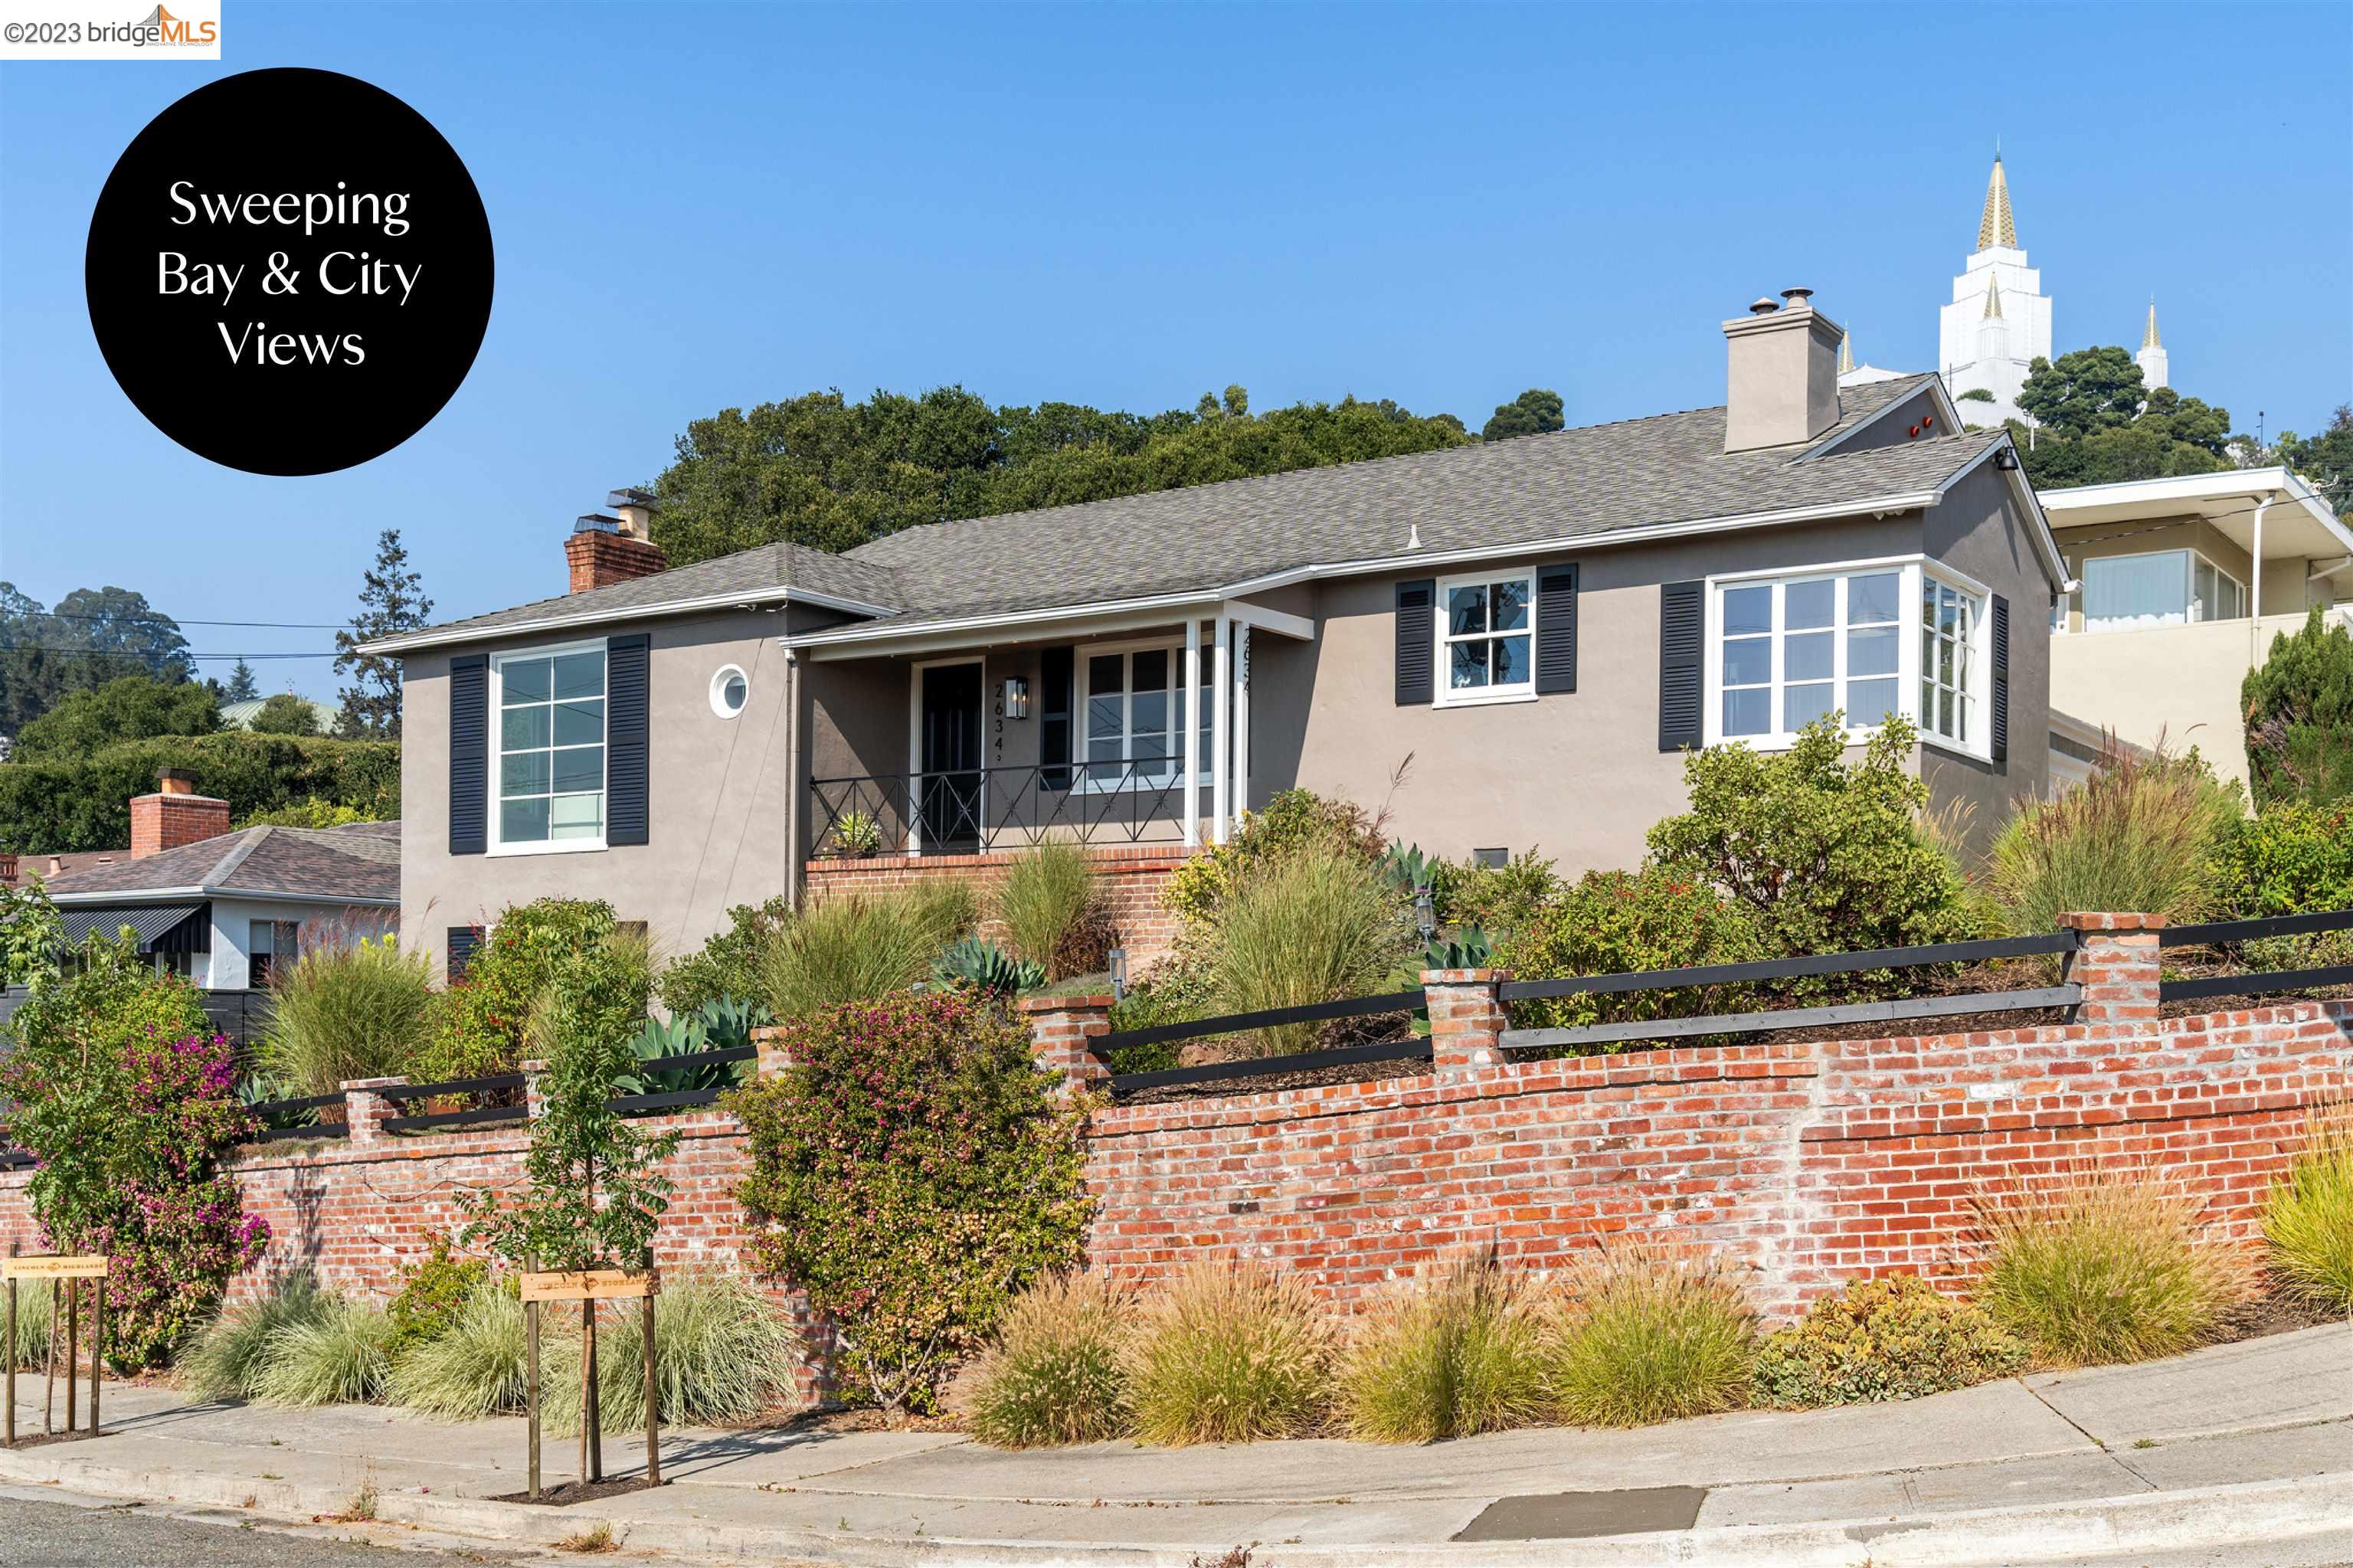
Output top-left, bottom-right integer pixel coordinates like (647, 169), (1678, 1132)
(26, 611), (345, 630)
(0, 645), (336, 660)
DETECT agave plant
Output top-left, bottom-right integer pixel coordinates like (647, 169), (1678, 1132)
(617, 996), (774, 1095)
(239, 1071), (319, 1131)
(1379, 843), (1437, 899)
(933, 937), (1045, 999)
(831, 810), (883, 857)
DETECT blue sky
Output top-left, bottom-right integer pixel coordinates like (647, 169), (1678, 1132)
(3, 1), (2347, 701)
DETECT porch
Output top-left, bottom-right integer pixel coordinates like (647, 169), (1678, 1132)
(797, 601), (1311, 861)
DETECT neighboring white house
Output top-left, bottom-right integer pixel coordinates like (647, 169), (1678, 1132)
(2042, 467), (2353, 789)
(221, 695), (338, 733)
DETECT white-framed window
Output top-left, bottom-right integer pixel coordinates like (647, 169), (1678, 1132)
(1707, 558), (1990, 760)
(1079, 643), (1210, 791)
(247, 918), (299, 988)
(491, 641), (607, 853)
(2079, 548), (2245, 633)
(1435, 569), (1536, 706)
(710, 663), (749, 719)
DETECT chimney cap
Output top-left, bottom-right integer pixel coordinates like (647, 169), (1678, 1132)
(156, 769), (197, 793)
(1780, 286), (1815, 309)
(574, 513), (623, 535)
(1748, 296), (1781, 316)
(607, 488), (657, 510)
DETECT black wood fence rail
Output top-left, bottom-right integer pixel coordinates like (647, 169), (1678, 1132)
(1495, 931), (2084, 1052)
(2157, 907), (2353, 1002)
(1095, 988), (1431, 1095)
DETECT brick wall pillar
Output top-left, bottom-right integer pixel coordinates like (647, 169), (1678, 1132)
(1017, 994), (1113, 1095)
(2059, 912), (2165, 1028)
(341, 1076), (407, 1145)
(1422, 969), (1510, 1075)
(520, 1059), (548, 1119)
(750, 1024), (800, 1081)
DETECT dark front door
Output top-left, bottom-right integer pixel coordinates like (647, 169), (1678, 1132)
(918, 662), (984, 850)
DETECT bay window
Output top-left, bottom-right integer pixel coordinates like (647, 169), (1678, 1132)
(1708, 559), (1989, 757)
(492, 643), (607, 851)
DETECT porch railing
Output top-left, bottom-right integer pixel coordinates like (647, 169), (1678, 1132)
(809, 760), (1200, 858)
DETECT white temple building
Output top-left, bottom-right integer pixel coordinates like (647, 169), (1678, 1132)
(2135, 300), (2169, 392)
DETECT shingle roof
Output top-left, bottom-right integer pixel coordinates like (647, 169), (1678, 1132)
(375, 375), (2004, 650)
(43, 823), (400, 903)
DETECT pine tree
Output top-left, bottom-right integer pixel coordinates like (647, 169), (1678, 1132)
(331, 530), (433, 738)
(224, 658), (259, 703)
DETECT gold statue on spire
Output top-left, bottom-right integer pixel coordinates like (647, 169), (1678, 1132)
(1976, 153), (2016, 250)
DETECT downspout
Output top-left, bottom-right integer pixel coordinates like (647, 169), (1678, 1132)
(2248, 495), (2270, 671)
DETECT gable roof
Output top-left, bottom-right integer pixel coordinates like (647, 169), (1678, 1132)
(41, 821), (400, 905)
(368, 374), (2059, 654)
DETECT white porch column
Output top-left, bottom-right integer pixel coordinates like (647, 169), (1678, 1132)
(1232, 624), (1252, 823)
(1212, 616), (1232, 845)
(2249, 496), (2270, 669)
(1182, 618), (1201, 848)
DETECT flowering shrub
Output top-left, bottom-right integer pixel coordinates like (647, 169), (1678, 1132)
(729, 989), (1091, 1415)
(0, 935), (267, 1370)
(1163, 788), (1388, 932)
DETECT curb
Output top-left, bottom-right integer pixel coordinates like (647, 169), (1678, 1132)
(0, 1443), (2345, 1566)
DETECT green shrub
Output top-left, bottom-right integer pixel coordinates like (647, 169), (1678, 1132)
(753, 883), (977, 1022)
(620, 997), (767, 1095)
(2243, 606), (2353, 808)
(1126, 1261), (1331, 1446)
(412, 898), (623, 1082)
(387, 1279), (528, 1421)
(178, 1278), (332, 1400)
(2265, 1101), (2353, 1313)
(253, 1296), (394, 1407)
(1972, 1167), (2250, 1367)
(1546, 1244), (1755, 1427)
(1207, 849), (1402, 1056)
(934, 937), (1044, 999)
(5, 1272), (53, 1372)
(1751, 1275), (2025, 1408)
(257, 935), (434, 1097)
(1163, 788), (1388, 932)
(658, 896), (793, 1017)
(386, 1238), (489, 1358)
(1497, 869), (1769, 1042)
(999, 842), (1098, 977)
(1989, 743), (2239, 935)
(2214, 802), (2353, 917)
(0, 730), (398, 856)
(1647, 715), (1978, 990)
(731, 989), (1089, 1415)
(966, 1272), (1134, 1449)
(1441, 851), (1562, 941)
(541, 1269), (803, 1435)
(1337, 1252), (1549, 1442)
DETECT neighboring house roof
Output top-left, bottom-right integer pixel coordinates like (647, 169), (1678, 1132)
(2, 849), (130, 885)
(367, 373), (2061, 654)
(41, 821), (401, 906)
(221, 696), (339, 732)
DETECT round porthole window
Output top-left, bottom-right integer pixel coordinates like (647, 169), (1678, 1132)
(710, 664), (749, 719)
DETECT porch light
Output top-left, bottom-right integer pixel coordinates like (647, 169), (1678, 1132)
(1108, 946), (1127, 1001)
(1003, 676), (1031, 720)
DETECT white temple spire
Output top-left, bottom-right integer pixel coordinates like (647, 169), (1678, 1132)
(1976, 153), (2016, 251)
(2135, 296), (2169, 391)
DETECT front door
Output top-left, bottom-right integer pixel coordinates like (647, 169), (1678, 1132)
(918, 662), (983, 851)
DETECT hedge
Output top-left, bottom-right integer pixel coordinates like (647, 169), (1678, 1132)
(0, 732), (399, 853)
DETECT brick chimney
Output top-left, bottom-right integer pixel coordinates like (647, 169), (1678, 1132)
(1722, 286), (1843, 453)
(130, 771), (232, 858)
(565, 487), (668, 593)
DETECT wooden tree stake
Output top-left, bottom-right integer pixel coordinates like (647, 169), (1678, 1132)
(90, 1274), (103, 1436)
(641, 1284), (659, 1488)
(5, 1240), (16, 1449)
(525, 1256), (542, 1500)
(582, 1298), (601, 1484)
(63, 1279), (77, 1433)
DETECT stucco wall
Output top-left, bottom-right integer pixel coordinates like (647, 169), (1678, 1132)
(1920, 457), (2054, 840)
(2051, 610), (2328, 790)
(206, 898), (396, 990)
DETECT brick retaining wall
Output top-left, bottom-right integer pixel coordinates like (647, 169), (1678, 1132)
(803, 844), (1188, 969)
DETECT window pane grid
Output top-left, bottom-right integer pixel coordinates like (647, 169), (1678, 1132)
(497, 650), (607, 845)
(1080, 647), (1209, 787)
(1919, 576), (1978, 745)
(1440, 575), (1535, 696)
(1720, 571), (1903, 739)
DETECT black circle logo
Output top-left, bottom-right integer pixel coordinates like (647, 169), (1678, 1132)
(85, 68), (494, 477)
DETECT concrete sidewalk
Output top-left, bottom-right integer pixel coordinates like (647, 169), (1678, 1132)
(0, 1325), (2344, 1566)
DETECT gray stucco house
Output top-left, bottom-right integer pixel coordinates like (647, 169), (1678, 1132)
(366, 290), (2067, 979)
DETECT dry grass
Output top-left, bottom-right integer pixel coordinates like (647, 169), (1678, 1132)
(387, 1280), (529, 1421)
(554, 1523), (617, 1553)
(966, 1273), (1134, 1449)
(1126, 1261), (1331, 1446)
(2265, 1099), (2353, 1314)
(1546, 1242), (1756, 1428)
(755, 883), (979, 1020)
(1972, 1164), (2253, 1367)
(1336, 1251), (1550, 1442)
(253, 1296), (394, 1408)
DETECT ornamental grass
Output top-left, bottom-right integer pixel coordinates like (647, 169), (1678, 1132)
(257, 934), (435, 1097)
(966, 1272), (1134, 1449)
(2263, 1099), (2353, 1314)
(997, 842), (1098, 979)
(251, 1295), (395, 1407)
(1546, 1242), (1756, 1428)
(1125, 1260), (1332, 1446)
(754, 882), (978, 1021)
(1207, 850), (1399, 1056)
(1972, 1165), (2251, 1367)
(178, 1275), (332, 1400)
(540, 1269), (803, 1435)
(4, 1277), (51, 1372)
(387, 1280), (530, 1422)
(1986, 740), (2238, 938)
(1336, 1251), (1550, 1443)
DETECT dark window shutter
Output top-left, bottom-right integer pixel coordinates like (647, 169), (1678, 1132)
(607, 633), (651, 846)
(1040, 645), (1073, 791)
(1991, 594), (2010, 768)
(1534, 562), (1579, 695)
(447, 925), (483, 984)
(448, 653), (488, 855)
(1658, 580), (1704, 752)
(1396, 579), (1435, 706)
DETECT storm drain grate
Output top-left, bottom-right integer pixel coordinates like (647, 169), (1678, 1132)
(1452, 1484), (1707, 1542)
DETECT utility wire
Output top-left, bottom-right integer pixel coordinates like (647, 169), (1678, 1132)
(0, 645), (336, 660)
(25, 612), (345, 629)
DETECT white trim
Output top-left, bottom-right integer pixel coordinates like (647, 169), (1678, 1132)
(1432, 565), (1539, 709)
(1182, 623), (1201, 848)
(709, 663), (750, 720)
(359, 584), (892, 657)
(487, 639), (610, 859)
(1212, 617), (1232, 846)
(906, 654), (985, 856)
(47, 887), (399, 908)
(1224, 600), (1314, 641)
(1791, 375), (1965, 463)
(1232, 624), (1252, 817)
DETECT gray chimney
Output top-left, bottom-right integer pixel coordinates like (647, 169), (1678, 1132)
(1722, 288), (1843, 453)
